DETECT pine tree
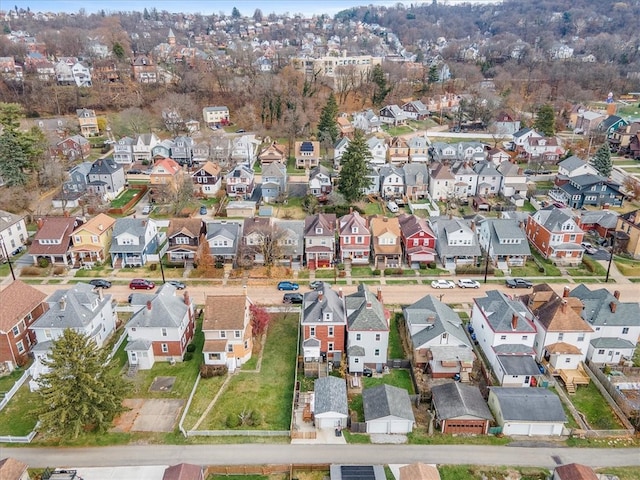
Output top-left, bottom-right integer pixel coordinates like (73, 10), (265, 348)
(317, 93), (339, 144)
(338, 130), (373, 203)
(591, 142), (612, 177)
(370, 64), (390, 106)
(533, 103), (555, 136)
(36, 329), (128, 439)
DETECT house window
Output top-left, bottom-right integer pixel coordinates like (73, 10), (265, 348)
(577, 334), (585, 342)
(558, 332), (564, 341)
(344, 236), (350, 244)
(220, 331), (226, 338)
(16, 340), (24, 353)
(244, 340), (249, 349)
(356, 236), (363, 244)
(500, 335), (507, 340)
(356, 333), (361, 341)
(354, 358), (359, 363)
(12, 325), (20, 336)
(622, 327), (629, 334)
(521, 335), (528, 341)
(91, 235), (99, 243)
(310, 327), (315, 336)
(227, 344), (233, 353)
(176, 237), (190, 244)
(209, 353), (221, 361)
(375, 334), (380, 341)
(328, 326), (334, 337)
(565, 358), (571, 363)
(328, 342), (334, 352)
(235, 330), (241, 338)
(374, 349), (380, 356)
(161, 343), (168, 353)
(161, 328), (167, 337)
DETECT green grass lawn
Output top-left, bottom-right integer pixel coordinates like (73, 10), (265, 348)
(362, 202), (383, 215)
(0, 366), (30, 392)
(196, 312), (297, 430)
(363, 369), (414, 393)
(350, 266), (373, 277)
(614, 256), (640, 276)
(388, 314), (405, 359)
(438, 465), (549, 480)
(0, 383), (40, 436)
(571, 383), (624, 430)
(567, 257), (607, 277)
(110, 188), (141, 209)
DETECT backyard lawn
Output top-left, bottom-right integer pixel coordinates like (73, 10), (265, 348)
(388, 314), (406, 359)
(110, 188), (142, 209)
(571, 383), (625, 430)
(0, 384), (40, 436)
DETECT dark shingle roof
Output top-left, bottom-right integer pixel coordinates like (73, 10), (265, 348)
(431, 382), (493, 421)
(363, 384), (415, 422)
(314, 376), (348, 416)
(490, 387), (566, 422)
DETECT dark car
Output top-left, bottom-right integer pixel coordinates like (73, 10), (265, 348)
(309, 280), (326, 290)
(167, 280), (186, 290)
(235, 129), (246, 133)
(199, 205), (207, 215)
(127, 169), (142, 175)
(363, 367), (373, 377)
(283, 293), (304, 304)
(277, 281), (299, 291)
(505, 278), (533, 289)
(89, 279), (112, 289)
(129, 278), (156, 290)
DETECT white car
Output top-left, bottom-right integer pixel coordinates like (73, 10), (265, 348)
(387, 200), (399, 213)
(457, 278), (480, 289)
(431, 279), (456, 289)
(581, 242), (598, 255)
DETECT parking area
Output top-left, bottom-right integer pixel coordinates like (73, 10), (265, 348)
(111, 398), (184, 433)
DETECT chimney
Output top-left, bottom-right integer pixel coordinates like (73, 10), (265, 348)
(470, 220), (475, 232)
(318, 291), (324, 302)
(338, 288), (343, 298)
(59, 296), (66, 310)
(426, 315), (436, 325)
(563, 286), (570, 298)
(511, 313), (518, 330)
(146, 300), (152, 311)
(183, 291), (190, 305)
(613, 290), (620, 300)
(98, 287), (103, 300)
(610, 301), (617, 313)
(349, 207), (353, 214)
(98, 224), (103, 231)
(37, 218), (44, 230)
(561, 300), (567, 313)
(377, 287), (383, 303)
(366, 301), (372, 309)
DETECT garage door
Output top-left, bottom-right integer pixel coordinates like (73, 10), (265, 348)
(389, 420), (409, 434)
(529, 423), (555, 436)
(367, 421), (388, 434)
(444, 420), (485, 435)
(316, 417), (333, 429)
(503, 422), (529, 435)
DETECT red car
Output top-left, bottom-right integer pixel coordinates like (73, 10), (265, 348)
(129, 278), (155, 290)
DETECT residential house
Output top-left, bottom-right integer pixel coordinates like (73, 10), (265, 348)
(521, 136), (563, 163)
(428, 162), (455, 201)
(570, 285), (640, 365)
(171, 136), (194, 166)
(113, 136), (135, 165)
(338, 209), (371, 264)
(277, 219), (304, 266)
(202, 106), (230, 127)
(132, 133), (160, 163)
(166, 218), (204, 264)
(352, 109), (382, 134)
(616, 209), (640, 258)
(512, 128), (540, 153)
(345, 284), (389, 373)
(431, 383), (494, 434)
(162, 463), (204, 480)
(333, 137), (350, 168)
(29, 283), (117, 387)
(0, 56), (23, 82)
(451, 161), (477, 199)
(576, 210), (619, 240)
(403, 295), (474, 377)
(126, 285), (195, 366)
(202, 294), (252, 372)
(76, 108), (99, 137)
(301, 283), (347, 363)
(550, 174), (624, 209)
(295, 140), (321, 169)
(59, 161), (92, 203)
(430, 142), (458, 163)
(379, 165), (405, 200)
(231, 135), (259, 167)
(205, 220), (242, 265)
(29, 216), (83, 266)
(379, 105), (408, 126)
(0, 457), (30, 480)
(366, 136), (388, 166)
(487, 387), (566, 436)
(87, 158), (126, 200)
(308, 165), (332, 198)
(557, 156), (598, 179)
(403, 163), (429, 201)
(388, 137), (409, 165)
(399, 463), (441, 480)
(55, 135), (90, 161)
(192, 161), (222, 197)
(363, 384), (415, 434)
(574, 110), (606, 134)
(525, 207), (585, 265)
(471, 290), (540, 387)
(225, 164), (255, 199)
(398, 213), (437, 266)
(370, 215), (402, 269)
(408, 135), (429, 163)
(150, 157), (183, 196)
(401, 100), (429, 120)
(54, 59), (75, 85)
(110, 217), (159, 267)
(336, 116), (355, 138)
(257, 142), (286, 166)
(313, 376), (348, 429)
(430, 217), (481, 269)
(0, 280), (47, 369)
(262, 161), (288, 202)
(457, 142), (486, 163)
(478, 218), (531, 268)
(474, 162), (502, 197)
(0, 209), (27, 261)
(493, 111), (520, 135)
(487, 148), (511, 166)
(497, 161), (528, 205)
(70, 62), (92, 87)
(132, 54), (158, 83)
(553, 464), (599, 480)
(304, 213), (337, 269)
(609, 121), (640, 155)
(70, 213), (115, 268)
(363, 166), (381, 196)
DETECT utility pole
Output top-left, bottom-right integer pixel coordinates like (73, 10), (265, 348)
(0, 238), (16, 281)
(605, 235), (615, 283)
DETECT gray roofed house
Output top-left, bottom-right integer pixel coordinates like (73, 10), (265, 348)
(363, 384), (415, 434)
(276, 219), (304, 264)
(496, 354), (542, 376)
(478, 218), (531, 268)
(301, 283), (347, 361)
(261, 161), (287, 202)
(429, 217), (481, 268)
(87, 157), (126, 200)
(379, 165), (405, 200)
(473, 161), (502, 196)
(403, 163), (429, 200)
(313, 376), (348, 428)
(557, 155), (598, 178)
(110, 217), (159, 268)
(473, 290), (534, 334)
(431, 382), (493, 434)
(308, 164), (332, 198)
(488, 387), (566, 436)
(205, 220), (241, 264)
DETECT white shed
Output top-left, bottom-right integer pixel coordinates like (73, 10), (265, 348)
(125, 339), (155, 370)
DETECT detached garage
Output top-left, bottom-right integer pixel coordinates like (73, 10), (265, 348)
(363, 384), (415, 434)
(488, 387), (567, 436)
(431, 382), (493, 435)
(313, 376), (348, 429)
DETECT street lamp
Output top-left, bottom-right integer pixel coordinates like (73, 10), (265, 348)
(0, 237), (16, 281)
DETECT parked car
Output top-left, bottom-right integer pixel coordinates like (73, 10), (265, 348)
(167, 280), (186, 290)
(129, 278), (156, 290)
(581, 242), (598, 255)
(89, 279), (112, 289)
(457, 278), (480, 289)
(127, 169), (142, 175)
(142, 205), (153, 215)
(235, 129), (246, 133)
(199, 205), (207, 215)
(386, 200), (399, 213)
(283, 293), (304, 304)
(277, 281), (299, 291)
(363, 367), (373, 377)
(431, 279), (456, 289)
(309, 280), (326, 290)
(505, 278), (533, 289)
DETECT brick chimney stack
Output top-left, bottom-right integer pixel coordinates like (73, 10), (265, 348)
(318, 291), (324, 302)
(563, 286), (570, 298)
(146, 300), (152, 310)
(561, 300), (567, 313)
(610, 301), (617, 313)
(338, 288), (343, 298)
(377, 288), (383, 303)
(511, 313), (518, 330)
(613, 290), (620, 300)
(183, 291), (190, 305)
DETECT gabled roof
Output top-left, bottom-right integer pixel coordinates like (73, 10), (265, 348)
(404, 295), (470, 348)
(309, 164), (331, 180)
(314, 376), (348, 416)
(126, 284), (189, 329)
(474, 290), (535, 333)
(194, 161), (221, 177)
(532, 207), (581, 233)
(302, 283), (346, 326)
(554, 464), (598, 480)
(431, 382), (493, 420)
(481, 218), (531, 256)
(32, 283), (111, 330)
(379, 165), (404, 180)
(402, 163), (428, 186)
(521, 284), (592, 332)
(0, 457), (29, 480)
(89, 157), (121, 176)
(30, 216), (81, 256)
(304, 213), (336, 237)
(345, 284), (387, 332)
(339, 210), (370, 236)
(398, 213), (435, 240)
(490, 387), (566, 422)
(0, 209), (24, 231)
(162, 463), (203, 480)
(363, 384), (415, 422)
(399, 463), (440, 480)
(203, 295), (250, 331)
(262, 161), (287, 178)
(570, 284), (640, 327)
(152, 157), (181, 175)
(429, 162), (454, 180)
(558, 155), (588, 172)
(167, 218), (204, 239)
(0, 280), (47, 331)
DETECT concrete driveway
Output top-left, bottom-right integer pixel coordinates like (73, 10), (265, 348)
(111, 399), (184, 433)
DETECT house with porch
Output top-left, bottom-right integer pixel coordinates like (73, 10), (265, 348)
(352, 109), (382, 134)
(487, 148), (511, 166)
(401, 100), (429, 120)
(202, 294), (253, 372)
(262, 161), (287, 202)
(0, 280), (48, 370)
(403, 294), (474, 378)
(525, 207), (585, 265)
(457, 142), (486, 163)
(403, 163), (429, 201)
(113, 136), (135, 165)
(576, 210), (618, 240)
(150, 157), (184, 194)
(366, 137), (388, 166)
(430, 217), (481, 269)
(70, 213), (115, 268)
(231, 135), (260, 167)
(477, 218), (530, 268)
(470, 290), (541, 387)
(171, 136), (194, 166)
(398, 213), (437, 266)
(369, 215), (402, 269)
(521, 136), (563, 163)
(408, 135), (429, 163)
(205, 220), (242, 265)
(474, 162), (502, 197)
(308, 165), (332, 198)
(388, 137), (409, 165)
(616, 209), (640, 258)
(333, 137), (350, 167)
(258, 142), (287, 166)
(557, 156), (598, 179)
(55, 135), (90, 161)
(277, 219), (304, 267)
(379, 165), (405, 200)
(304, 213), (337, 269)
(110, 217), (159, 268)
(493, 111), (520, 136)
(59, 161), (92, 206)
(336, 116), (355, 138)
(512, 128), (540, 153)
(430, 142), (458, 163)
(497, 161), (528, 206)
(132, 133), (160, 163)
(549, 174), (624, 209)
(126, 286), (195, 367)
(379, 105), (408, 126)
(166, 218), (204, 264)
(192, 161), (222, 197)
(338, 209), (371, 264)
(225, 164), (255, 199)
(295, 140), (321, 169)
(451, 161), (477, 200)
(87, 157), (126, 201)
(29, 216), (83, 267)
(76, 108), (99, 137)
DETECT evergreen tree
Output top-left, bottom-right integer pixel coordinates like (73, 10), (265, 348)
(231, 7), (241, 18)
(112, 42), (125, 60)
(591, 142), (612, 177)
(370, 64), (390, 106)
(0, 131), (29, 186)
(533, 103), (555, 136)
(338, 130), (373, 203)
(317, 93), (339, 144)
(428, 65), (439, 84)
(37, 329), (128, 439)
(143, 7), (150, 20)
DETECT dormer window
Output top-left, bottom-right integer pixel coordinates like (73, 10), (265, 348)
(351, 226), (358, 234)
(324, 312), (332, 322)
(315, 227), (323, 234)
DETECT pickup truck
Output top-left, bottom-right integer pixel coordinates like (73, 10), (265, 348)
(505, 278), (533, 289)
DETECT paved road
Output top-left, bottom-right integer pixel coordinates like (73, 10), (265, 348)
(2, 444), (640, 469)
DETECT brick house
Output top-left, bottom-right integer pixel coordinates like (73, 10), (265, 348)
(525, 207), (584, 265)
(338, 209), (371, 264)
(398, 213), (437, 266)
(301, 284), (347, 364)
(304, 213), (337, 269)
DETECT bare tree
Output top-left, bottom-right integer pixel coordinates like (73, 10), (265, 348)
(241, 219), (287, 268)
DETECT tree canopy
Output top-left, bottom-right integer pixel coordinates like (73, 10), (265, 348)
(36, 329), (129, 439)
(317, 93), (339, 145)
(337, 129), (373, 203)
(591, 142), (612, 177)
(533, 103), (555, 136)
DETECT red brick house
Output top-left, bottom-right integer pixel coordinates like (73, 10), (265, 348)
(338, 209), (371, 264)
(55, 135), (91, 161)
(525, 207), (584, 265)
(398, 213), (437, 266)
(301, 284), (347, 364)
(0, 280), (48, 368)
(304, 213), (337, 269)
